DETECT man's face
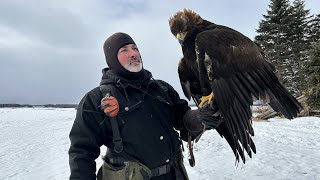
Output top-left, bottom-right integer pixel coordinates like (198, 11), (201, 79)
(117, 44), (142, 72)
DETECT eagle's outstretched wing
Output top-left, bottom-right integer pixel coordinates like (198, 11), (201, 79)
(194, 27), (301, 163)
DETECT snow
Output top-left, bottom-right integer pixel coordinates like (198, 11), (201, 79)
(0, 108), (319, 180)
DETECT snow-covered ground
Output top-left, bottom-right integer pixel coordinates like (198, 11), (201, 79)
(0, 108), (319, 180)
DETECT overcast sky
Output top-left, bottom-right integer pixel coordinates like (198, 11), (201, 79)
(1, 0), (319, 105)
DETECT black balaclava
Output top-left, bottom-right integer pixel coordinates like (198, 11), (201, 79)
(103, 32), (143, 80)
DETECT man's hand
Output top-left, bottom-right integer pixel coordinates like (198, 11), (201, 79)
(100, 95), (119, 117)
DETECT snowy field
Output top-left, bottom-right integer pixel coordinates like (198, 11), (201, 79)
(0, 108), (319, 180)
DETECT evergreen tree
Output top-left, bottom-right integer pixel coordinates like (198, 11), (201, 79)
(305, 14), (320, 108)
(255, 0), (295, 93)
(255, 0), (314, 96)
(306, 40), (320, 108)
(287, 0), (311, 95)
(309, 14), (320, 45)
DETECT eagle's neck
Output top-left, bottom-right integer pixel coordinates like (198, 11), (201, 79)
(182, 35), (198, 79)
(188, 20), (216, 40)
(199, 20), (217, 30)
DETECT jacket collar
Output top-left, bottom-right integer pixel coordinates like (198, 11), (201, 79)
(100, 68), (153, 89)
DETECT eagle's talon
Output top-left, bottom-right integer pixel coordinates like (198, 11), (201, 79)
(198, 92), (214, 108)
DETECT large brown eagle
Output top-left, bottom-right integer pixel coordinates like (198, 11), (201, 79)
(169, 9), (302, 163)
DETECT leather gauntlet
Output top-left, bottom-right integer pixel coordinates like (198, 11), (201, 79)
(183, 110), (204, 138)
(183, 106), (223, 139)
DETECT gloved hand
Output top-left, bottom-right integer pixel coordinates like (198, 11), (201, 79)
(183, 100), (223, 138)
(100, 95), (119, 117)
(183, 110), (204, 138)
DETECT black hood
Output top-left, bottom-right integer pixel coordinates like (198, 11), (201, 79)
(103, 32), (143, 80)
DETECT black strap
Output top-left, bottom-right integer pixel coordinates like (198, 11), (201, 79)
(154, 80), (168, 92)
(187, 132), (195, 167)
(100, 84), (123, 153)
(151, 163), (172, 177)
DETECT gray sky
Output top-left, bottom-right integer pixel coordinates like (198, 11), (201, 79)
(1, 0), (319, 105)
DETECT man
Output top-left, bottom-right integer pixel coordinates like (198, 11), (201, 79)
(68, 32), (221, 180)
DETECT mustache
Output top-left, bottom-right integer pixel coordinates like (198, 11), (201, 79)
(128, 57), (141, 65)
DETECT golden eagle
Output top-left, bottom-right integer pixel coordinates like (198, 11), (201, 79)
(169, 9), (302, 163)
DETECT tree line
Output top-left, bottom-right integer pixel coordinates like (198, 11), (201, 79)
(254, 0), (320, 108)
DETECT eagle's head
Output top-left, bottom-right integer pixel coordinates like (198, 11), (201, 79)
(169, 9), (203, 45)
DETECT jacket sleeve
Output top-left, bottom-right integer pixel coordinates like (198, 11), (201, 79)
(68, 89), (105, 180)
(158, 80), (191, 141)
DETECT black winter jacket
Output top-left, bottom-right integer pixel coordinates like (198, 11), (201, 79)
(69, 69), (191, 180)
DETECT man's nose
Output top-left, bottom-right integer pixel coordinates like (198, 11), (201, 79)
(130, 49), (139, 56)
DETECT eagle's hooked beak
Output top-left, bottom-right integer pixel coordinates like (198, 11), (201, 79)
(176, 33), (186, 45)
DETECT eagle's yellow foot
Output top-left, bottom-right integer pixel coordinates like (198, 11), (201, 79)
(198, 92), (215, 108)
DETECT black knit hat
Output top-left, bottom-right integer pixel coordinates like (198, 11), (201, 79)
(103, 32), (143, 79)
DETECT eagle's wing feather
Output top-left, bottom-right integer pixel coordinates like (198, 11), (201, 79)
(178, 57), (202, 104)
(178, 57), (192, 100)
